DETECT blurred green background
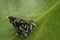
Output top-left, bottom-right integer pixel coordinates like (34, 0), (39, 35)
(0, 0), (60, 40)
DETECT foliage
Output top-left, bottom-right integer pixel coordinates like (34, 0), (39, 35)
(0, 0), (60, 40)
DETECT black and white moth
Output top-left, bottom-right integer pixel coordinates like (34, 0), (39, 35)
(8, 16), (36, 37)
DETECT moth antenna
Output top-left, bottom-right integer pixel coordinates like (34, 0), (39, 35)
(29, 15), (33, 21)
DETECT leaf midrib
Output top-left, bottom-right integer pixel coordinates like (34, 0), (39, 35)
(35, 1), (60, 22)
(33, 1), (60, 40)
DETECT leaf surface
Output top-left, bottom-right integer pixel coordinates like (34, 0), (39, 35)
(0, 0), (60, 40)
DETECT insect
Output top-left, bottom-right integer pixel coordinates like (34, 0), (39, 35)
(8, 16), (36, 37)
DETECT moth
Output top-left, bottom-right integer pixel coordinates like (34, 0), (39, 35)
(8, 16), (36, 37)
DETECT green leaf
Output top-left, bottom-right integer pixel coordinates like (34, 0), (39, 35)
(0, 0), (60, 40)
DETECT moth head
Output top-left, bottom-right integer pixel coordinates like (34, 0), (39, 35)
(29, 20), (36, 26)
